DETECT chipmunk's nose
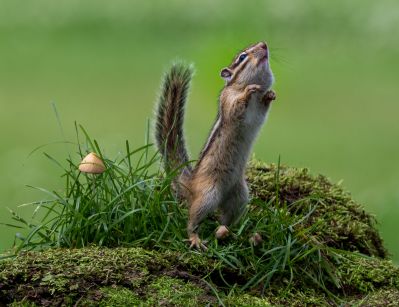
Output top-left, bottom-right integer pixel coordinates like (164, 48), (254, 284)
(258, 42), (267, 50)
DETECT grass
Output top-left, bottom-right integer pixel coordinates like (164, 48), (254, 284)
(4, 123), (186, 252)
(1, 123), (390, 305)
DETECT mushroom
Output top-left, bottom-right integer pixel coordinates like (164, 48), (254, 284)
(78, 152), (106, 174)
(249, 232), (263, 246)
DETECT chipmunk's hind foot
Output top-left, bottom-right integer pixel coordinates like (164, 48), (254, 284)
(185, 234), (208, 251)
(215, 225), (230, 240)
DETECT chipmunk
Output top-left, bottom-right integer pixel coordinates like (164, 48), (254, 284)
(155, 42), (275, 250)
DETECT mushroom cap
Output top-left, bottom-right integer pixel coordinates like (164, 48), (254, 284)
(78, 152), (106, 174)
(249, 232), (263, 246)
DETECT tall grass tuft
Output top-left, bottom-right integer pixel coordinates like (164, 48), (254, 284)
(6, 123), (189, 253)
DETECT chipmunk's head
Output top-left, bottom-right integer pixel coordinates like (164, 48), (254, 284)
(220, 42), (274, 91)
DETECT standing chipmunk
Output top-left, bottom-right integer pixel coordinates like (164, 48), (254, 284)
(155, 42), (275, 250)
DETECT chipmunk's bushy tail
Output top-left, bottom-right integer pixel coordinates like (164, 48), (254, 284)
(155, 63), (193, 194)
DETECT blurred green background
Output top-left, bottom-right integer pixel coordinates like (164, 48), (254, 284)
(1, 0), (398, 260)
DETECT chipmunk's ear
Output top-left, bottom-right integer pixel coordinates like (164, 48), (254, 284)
(220, 68), (232, 82)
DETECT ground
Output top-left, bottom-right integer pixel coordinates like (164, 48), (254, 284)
(1, 161), (398, 306)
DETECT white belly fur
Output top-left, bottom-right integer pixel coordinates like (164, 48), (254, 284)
(227, 94), (269, 181)
(242, 93), (269, 147)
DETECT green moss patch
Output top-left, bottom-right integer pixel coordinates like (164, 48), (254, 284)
(98, 287), (141, 306)
(225, 294), (272, 306)
(337, 253), (399, 293)
(347, 288), (399, 306)
(145, 276), (212, 306)
(0, 246), (219, 306)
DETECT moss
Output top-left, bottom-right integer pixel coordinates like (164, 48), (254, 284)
(0, 246), (169, 305)
(265, 288), (332, 306)
(98, 287), (141, 306)
(232, 286), (399, 307)
(227, 288), (335, 306)
(145, 276), (212, 306)
(2, 246), (398, 306)
(337, 253), (399, 293)
(97, 278), (213, 306)
(246, 161), (386, 258)
(0, 246), (219, 306)
(162, 249), (221, 274)
(224, 293), (271, 306)
(347, 288), (399, 306)
(9, 300), (38, 307)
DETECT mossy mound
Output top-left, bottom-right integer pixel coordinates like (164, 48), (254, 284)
(1, 161), (397, 306)
(246, 161), (386, 258)
(1, 247), (398, 306)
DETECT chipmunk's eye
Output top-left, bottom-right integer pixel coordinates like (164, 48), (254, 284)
(238, 53), (247, 63)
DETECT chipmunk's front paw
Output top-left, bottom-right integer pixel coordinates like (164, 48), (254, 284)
(185, 234), (208, 251)
(246, 84), (262, 96)
(238, 84), (262, 105)
(263, 90), (276, 102)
